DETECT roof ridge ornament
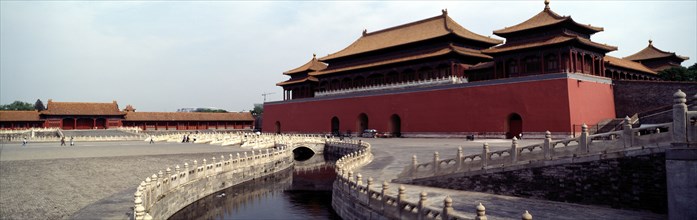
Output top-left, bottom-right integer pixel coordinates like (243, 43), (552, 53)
(362, 29), (367, 36)
(649, 39), (653, 45)
(442, 8), (448, 15)
(544, 0), (550, 10)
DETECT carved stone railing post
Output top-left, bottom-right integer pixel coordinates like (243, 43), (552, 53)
(356, 173), (363, 186)
(381, 181), (389, 212)
(366, 177), (373, 205)
(347, 171), (353, 194)
(134, 190), (145, 220)
(397, 185), (406, 219)
(456, 147), (463, 170)
(433, 152), (440, 173)
(672, 90), (687, 146)
(417, 192), (427, 220)
(442, 196), (453, 220)
(623, 116), (633, 148)
(522, 210), (533, 220)
(143, 177), (151, 209)
(411, 155), (418, 176)
(543, 131), (552, 160)
(475, 203), (487, 220)
(482, 143), (489, 169)
(579, 124), (589, 153)
(510, 137), (518, 165)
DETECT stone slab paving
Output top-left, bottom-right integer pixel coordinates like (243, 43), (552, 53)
(0, 137), (666, 219)
(0, 141), (251, 220)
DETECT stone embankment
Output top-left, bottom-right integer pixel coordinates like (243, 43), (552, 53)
(330, 140), (537, 219)
(132, 146), (294, 219)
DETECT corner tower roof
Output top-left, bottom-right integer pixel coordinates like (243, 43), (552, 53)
(283, 54), (328, 75)
(493, 0), (603, 37)
(319, 10), (503, 62)
(624, 40), (689, 62)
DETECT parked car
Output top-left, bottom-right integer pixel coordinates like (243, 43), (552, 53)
(361, 129), (378, 138)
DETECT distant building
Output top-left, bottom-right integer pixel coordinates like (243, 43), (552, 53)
(264, 2), (690, 138)
(0, 100), (254, 130)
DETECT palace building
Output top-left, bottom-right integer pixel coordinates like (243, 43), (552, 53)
(0, 100), (254, 130)
(263, 1), (690, 138)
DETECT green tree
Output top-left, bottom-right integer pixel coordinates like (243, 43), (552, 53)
(34, 99), (46, 111)
(0, 101), (34, 111)
(250, 104), (263, 116)
(658, 63), (697, 81)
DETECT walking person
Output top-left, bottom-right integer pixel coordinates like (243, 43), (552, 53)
(22, 137), (27, 146)
(70, 136), (74, 146)
(149, 135), (155, 144)
(60, 136), (66, 146)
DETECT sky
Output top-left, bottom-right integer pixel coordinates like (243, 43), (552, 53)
(1, 1), (695, 112)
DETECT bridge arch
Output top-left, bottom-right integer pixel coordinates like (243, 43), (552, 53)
(292, 146), (316, 161)
(506, 113), (522, 139)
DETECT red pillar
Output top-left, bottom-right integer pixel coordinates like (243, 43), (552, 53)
(591, 55), (596, 75)
(540, 52), (545, 75)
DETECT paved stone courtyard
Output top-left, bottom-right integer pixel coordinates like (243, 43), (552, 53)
(0, 138), (664, 219)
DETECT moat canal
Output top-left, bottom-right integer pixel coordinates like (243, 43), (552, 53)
(169, 153), (341, 220)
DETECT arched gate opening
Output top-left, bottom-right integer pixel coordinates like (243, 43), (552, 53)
(331, 117), (340, 136)
(356, 113), (368, 135)
(390, 114), (401, 137)
(506, 113), (523, 139)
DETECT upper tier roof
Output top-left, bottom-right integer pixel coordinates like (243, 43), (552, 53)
(319, 10), (502, 62)
(482, 33), (617, 54)
(604, 56), (657, 75)
(124, 112), (254, 121)
(493, 1), (603, 37)
(43, 100), (125, 116)
(284, 54), (328, 75)
(624, 40), (690, 61)
(312, 44), (491, 76)
(0, 111), (41, 121)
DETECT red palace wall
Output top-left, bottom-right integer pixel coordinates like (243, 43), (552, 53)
(263, 74), (616, 138)
(566, 79), (616, 130)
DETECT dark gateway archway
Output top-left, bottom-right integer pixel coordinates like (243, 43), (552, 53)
(331, 117), (340, 135)
(95, 118), (107, 129)
(356, 113), (368, 135)
(390, 114), (401, 137)
(507, 113), (523, 139)
(62, 118), (75, 130)
(275, 121), (281, 134)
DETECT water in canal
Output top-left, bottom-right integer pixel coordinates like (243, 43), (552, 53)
(169, 153), (341, 220)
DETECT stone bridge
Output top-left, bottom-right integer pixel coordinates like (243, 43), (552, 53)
(132, 134), (334, 220)
(393, 90), (697, 219)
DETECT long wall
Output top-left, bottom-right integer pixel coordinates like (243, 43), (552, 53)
(264, 73), (615, 138)
(613, 80), (697, 120)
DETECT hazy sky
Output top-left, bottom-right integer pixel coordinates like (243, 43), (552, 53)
(1, 1), (695, 112)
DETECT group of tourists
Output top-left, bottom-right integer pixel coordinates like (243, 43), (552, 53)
(60, 136), (74, 146)
(182, 134), (196, 143)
